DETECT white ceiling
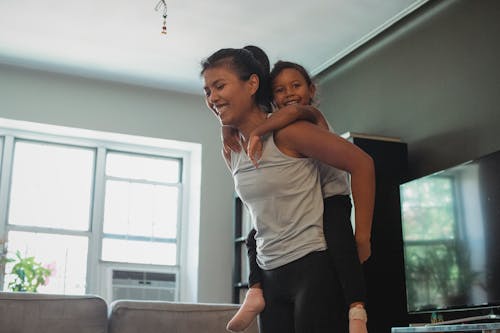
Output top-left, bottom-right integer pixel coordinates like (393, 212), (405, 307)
(0, 0), (428, 95)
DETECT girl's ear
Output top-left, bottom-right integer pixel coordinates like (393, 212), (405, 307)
(247, 74), (260, 96)
(309, 83), (317, 101)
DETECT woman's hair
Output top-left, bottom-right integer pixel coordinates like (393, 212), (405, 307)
(243, 45), (270, 74)
(200, 46), (271, 110)
(270, 60), (316, 105)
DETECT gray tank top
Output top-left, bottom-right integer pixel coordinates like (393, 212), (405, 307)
(317, 120), (351, 197)
(230, 133), (326, 270)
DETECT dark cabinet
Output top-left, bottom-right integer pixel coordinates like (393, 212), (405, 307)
(344, 132), (409, 333)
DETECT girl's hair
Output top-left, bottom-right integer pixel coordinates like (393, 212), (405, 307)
(200, 46), (271, 110)
(270, 60), (316, 105)
(270, 60), (313, 86)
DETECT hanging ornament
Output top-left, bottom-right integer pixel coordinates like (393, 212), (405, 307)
(155, 0), (168, 35)
(161, 14), (167, 34)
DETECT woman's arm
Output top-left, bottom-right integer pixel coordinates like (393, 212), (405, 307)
(275, 121), (375, 262)
(247, 105), (328, 167)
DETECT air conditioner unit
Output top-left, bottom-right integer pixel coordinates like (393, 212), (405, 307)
(110, 269), (177, 302)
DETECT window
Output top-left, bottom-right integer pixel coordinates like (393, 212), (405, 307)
(101, 152), (181, 265)
(3, 140), (94, 293)
(0, 120), (199, 302)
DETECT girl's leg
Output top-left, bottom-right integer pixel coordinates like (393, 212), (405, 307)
(246, 228), (262, 287)
(323, 195), (368, 333)
(227, 229), (265, 332)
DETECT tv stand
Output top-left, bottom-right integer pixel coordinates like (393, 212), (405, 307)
(392, 314), (500, 332)
(427, 314), (500, 326)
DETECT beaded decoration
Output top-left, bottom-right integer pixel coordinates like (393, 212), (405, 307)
(155, 0), (168, 35)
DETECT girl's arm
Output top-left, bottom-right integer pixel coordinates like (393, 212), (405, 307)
(247, 105), (328, 167)
(222, 149), (231, 170)
(220, 126), (241, 163)
(254, 105), (328, 136)
(275, 121), (375, 262)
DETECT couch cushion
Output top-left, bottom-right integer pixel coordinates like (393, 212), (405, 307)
(108, 300), (259, 333)
(0, 292), (108, 333)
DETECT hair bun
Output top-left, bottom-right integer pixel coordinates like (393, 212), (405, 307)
(243, 45), (270, 74)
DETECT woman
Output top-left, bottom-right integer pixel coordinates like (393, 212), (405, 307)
(201, 47), (375, 332)
(226, 60), (370, 333)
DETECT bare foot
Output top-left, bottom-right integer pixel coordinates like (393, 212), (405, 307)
(350, 319), (368, 333)
(226, 288), (265, 332)
(349, 304), (368, 333)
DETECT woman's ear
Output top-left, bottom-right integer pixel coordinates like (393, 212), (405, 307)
(247, 74), (260, 96)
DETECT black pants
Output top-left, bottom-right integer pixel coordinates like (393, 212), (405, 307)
(322, 195), (367, 306)
(246, 195), (366, 330)
(259, 251), (345, 333)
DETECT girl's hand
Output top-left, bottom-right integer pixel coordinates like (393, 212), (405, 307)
(247, 135), (263, 168)
(222, 126), (240, 154)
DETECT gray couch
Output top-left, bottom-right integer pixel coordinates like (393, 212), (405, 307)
(0, 292), (259, 333)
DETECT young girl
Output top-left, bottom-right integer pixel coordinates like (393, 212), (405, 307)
(225, 60), (371, 333)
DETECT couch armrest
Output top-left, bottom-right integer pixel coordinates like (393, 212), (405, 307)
(108, 300), (259, 333)
(0, 291), (108, 333)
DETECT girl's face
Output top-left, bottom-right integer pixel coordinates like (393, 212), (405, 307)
(272, 68), (315, 109)
(203, 66), (257, 126)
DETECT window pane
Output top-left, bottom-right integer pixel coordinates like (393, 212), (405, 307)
(101, 238), (176, 265)
(3, 231), (88, 294)
(103, 180), (178, 238)
(8, 141), (94, 231)
(106, 152), (180, 183)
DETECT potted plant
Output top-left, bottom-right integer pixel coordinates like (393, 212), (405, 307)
(2, 250), (54, 292)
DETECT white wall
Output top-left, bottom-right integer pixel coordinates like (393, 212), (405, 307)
(0, 63), (235, 303)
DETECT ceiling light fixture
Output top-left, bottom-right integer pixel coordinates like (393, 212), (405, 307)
(154, 0), (168, 35)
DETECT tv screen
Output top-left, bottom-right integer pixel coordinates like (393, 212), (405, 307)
(399, 150), (500, 313)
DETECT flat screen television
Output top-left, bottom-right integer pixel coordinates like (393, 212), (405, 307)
(399, 150), (500, 314)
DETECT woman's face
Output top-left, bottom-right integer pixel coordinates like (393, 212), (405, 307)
(272, 68), (315, 109)
(203, 66), (256, 127)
